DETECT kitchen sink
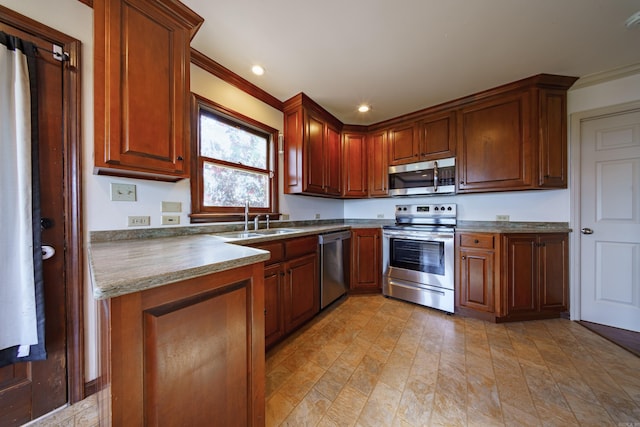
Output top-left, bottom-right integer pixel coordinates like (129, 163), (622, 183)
(253, 228), (301, 235)
(215, 231), (262, 239)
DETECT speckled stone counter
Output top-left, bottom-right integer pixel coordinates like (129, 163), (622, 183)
(89, 234), (270, 300)
(455, 220), (571, 233)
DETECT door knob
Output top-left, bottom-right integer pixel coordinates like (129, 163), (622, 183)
(581, 228), (594, 235)
(42, 245), (55, 260)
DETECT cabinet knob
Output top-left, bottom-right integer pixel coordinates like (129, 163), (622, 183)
(474, 239), (479, 244)
(176, 156), (184, 161)
(461, 256), (466, 260)
(460, 181), (465, 185)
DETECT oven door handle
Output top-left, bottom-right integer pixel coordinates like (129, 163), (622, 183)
(383, 231), (454, 241)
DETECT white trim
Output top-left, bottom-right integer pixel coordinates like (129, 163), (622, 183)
(571, 63), (640, 90)
(568, 100), (640, 321)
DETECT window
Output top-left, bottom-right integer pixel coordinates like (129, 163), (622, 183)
(191, 94), (278, 222)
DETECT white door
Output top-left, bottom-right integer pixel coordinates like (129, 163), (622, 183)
(580, 108), (640, 332)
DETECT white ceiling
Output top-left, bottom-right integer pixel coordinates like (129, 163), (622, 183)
(183, 0), (640, 125)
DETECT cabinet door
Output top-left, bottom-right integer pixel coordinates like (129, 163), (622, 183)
(325, 124), (342, 195)
(350, 229), (381, 293)
(388, 123), (418, 165)
(305, 111), (326, 194)
(368, 130), (388, 197)
(94, 0), (201, 180)
(459, 248), (495, 313)
(284, 253), (319, 332)
(284, 107), (304, 194)
(264, 264), (285, 348)
(504, 234), (538, 315)
(458, 92), (533, 192)
(342, 132), (368, 197)
(538, 234), (568, 311)
(538, 89), (568, 188)
(418, 111), (456, 160)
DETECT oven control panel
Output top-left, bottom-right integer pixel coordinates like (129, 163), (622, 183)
(395, 203), (457, 225)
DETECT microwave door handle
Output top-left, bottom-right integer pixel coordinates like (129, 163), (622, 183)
(433, 161), (438, 192)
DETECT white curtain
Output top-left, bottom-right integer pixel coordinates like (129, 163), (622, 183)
(0, 35), (38, 354)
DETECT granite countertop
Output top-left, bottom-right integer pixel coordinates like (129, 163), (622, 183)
(89, 234), (270, 300)
(455, 220), (571, 233)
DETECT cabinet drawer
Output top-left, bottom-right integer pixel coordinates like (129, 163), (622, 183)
(285, 236), (318, 258)
(251, 241), (284, 265)
(459, 233), (495, 249)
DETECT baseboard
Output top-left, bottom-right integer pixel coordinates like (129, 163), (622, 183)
(84, 378), (98, 398)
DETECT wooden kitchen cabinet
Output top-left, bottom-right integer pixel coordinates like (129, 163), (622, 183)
(455, 231), (568, 322)
(456, 232), (500, 320)
(251, 235), (319, 347)
(388, 122), (418, 165)
(367, 129), (389, 197)
(457, 75), (577, 193)
(283, 93), (343, 196)
(350, 228), (382, 293)
(94, 0), (203, 181)
(102, 263), (265, 426)
(416, 110), (456, 160)
(342, 131), (368, 198)
(501, 233), (568, 321)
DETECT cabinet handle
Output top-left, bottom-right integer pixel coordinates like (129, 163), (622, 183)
(176, 156), (184, 161)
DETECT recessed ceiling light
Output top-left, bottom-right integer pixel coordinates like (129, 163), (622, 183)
(358, 104), (371, 113)
(251, 65), (265, 76)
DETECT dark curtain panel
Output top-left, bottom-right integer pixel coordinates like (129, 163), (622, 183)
(0, 31), (46, 367)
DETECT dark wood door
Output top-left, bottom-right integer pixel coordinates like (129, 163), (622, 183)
(388, 123), (418, 165)
(305, 112), (326, 194)
(264, 263), (285, 348)
(538, 233), (568, 311)
(342, 132), (368, 197)
(504, 235), (538, 316)
(0, 23), (68, 426)
(325, 124), (342, 195)
(284, 253), (318, 333)
(459, 248), (495, 313)
(350, 229), (381, 293)
(367, 130), (388, 197)
(418, 111), (456, 160)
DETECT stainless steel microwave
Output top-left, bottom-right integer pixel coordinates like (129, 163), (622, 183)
(388, 157), (456, 196)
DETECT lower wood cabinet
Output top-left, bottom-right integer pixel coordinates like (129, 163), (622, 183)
(456, 231), (568, 322)
(350, 228), (382, 293)
(101, 263), (265, 426)
(251, 235), (319, 348)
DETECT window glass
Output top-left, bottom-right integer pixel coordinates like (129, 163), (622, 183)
(202, 162), (269, 208)
(200, 113), (267, 169)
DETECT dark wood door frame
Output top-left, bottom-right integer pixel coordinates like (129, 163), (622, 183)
(0, 5), (85, 404)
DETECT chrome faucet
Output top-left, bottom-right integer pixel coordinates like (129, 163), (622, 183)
(266, 214), (270, 229)
(244, 200), (249, 231)
(254, 214), (261, 230)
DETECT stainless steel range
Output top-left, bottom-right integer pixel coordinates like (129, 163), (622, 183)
(382, 203), (456, 313)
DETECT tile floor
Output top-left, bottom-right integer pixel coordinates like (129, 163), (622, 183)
(266, 295), (640, 426)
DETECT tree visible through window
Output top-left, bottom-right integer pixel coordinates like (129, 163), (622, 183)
(191, 95), (278, 221)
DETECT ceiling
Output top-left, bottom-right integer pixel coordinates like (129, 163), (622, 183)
(183, 0), (640, 125)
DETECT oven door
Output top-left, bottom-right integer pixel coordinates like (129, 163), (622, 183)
(382, 228), (454, 291)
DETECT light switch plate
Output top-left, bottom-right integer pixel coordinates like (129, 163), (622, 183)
(111, 183), (136, 201)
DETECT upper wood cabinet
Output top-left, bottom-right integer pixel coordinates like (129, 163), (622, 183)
(417, 110), (456, 160)
(342, 131), (368, 198)
(367, 129), (389, 197)
(457, 75), (577, 193)
(283, 93), (343, 196)
(94, 0), (203, 181)
(388, 122), (418, 165)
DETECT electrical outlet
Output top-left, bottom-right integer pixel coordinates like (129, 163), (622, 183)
(161, 201), (182, 212)
(496, 215), (510, 221)
(315, 213), (321, 219)
(111, 183), (136, 201)
(281, 214), (290, 220)
(377, 213), (384, 219)
(128, 216), (150, 226)
(161, 215), (180, 225)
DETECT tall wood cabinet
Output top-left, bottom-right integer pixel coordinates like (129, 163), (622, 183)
(456, 231), (568, 322)
(350, 228), (382, 293)
(283, 93), (342, 196)
(342, 131), (368, 198)
(94, 0), (203, 181)
(367, 130), (389, 197)
(101, 263), (265, 426)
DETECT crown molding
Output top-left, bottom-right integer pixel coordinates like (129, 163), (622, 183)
(571, 62), (640, 89)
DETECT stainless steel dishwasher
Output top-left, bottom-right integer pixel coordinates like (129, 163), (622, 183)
(318, 230), (351, 309)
